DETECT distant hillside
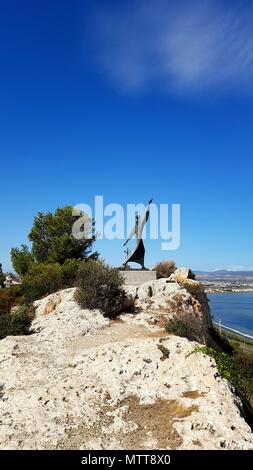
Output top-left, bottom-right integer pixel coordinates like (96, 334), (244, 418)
(196, 270), (253, 281)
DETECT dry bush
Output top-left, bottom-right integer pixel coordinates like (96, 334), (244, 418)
(165, 318), (192, 340)
(0, 286), (22, 315)
(0, 303), (35, 340)
(154, 260), (176, 279)
(75, 259), (135, 319)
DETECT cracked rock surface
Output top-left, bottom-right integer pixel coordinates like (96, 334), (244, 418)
(0, 284), (252, 450)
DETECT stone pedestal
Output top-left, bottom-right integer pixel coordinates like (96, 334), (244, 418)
(122, 270), (157, 286)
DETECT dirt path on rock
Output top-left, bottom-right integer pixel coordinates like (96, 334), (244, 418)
(68, 318), (167, 359)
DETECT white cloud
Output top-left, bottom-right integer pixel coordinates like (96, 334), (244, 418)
(92, 0), (253, 92)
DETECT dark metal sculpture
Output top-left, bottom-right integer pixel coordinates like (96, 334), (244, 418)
(123, 199), (153, 269)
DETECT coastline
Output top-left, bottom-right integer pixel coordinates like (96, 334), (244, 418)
(200, 281), (253, 294)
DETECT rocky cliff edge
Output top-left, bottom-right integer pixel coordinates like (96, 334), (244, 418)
(0, 273), (252, 450)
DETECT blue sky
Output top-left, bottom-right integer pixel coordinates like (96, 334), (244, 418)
(0, 0), (253, 272)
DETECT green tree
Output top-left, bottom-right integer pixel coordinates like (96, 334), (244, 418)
(28, 206), (96, 264)
(61, 258), (83, 287)
(21, 263), (64, 302)
(11, 244), (34, 277)
(11, 207), (97, 276)
(0, 263), (6, 288)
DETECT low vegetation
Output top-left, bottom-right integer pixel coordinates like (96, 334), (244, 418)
(165, 318), (192, 340)
(60, 258), (83, 287)
(164, 315), (253, 412)
(154, 260), (176, 279)
(21, 259), (84, 303)
(0, 286), (22, 314)
(1, 206), (133, 338)
(21, 263), (64, 303)
(8, 206), (98, 304)
(180, 278), (202, 295)
(0, 304), (34, 340)
(75, 259), (134, 318)
(192, 345), (253, 407)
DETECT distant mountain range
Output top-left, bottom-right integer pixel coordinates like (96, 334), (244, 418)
(195, 270), (253, 281)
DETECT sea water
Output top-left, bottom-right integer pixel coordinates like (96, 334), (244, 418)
(208, 292), (253, 336)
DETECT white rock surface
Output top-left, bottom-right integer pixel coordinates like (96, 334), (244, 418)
(33, 288), (109, 341)
(0, 285), (252, 450)
(125, 278), (212, 344)
(169, 267), (192, 282)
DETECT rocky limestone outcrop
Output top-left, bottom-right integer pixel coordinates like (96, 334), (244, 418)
(168, 267), (195, 283)
(124, 277), (212, 344)
(0, 281), (253, 450)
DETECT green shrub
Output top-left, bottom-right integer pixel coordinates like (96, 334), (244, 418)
(209, 327), (234, 354)
(0, 286), (22, 315)
(180, 279), (203, 295)
(21, 258), (85, 303)
(0, 304), (34, 340)
(22, 263), (64, 302)
(165, 318), (191, 339)
(61, 258), (83, 287)
(75, 259), (134, 318)
(154, 260), (176, 279)
(192, 346), (253, 402)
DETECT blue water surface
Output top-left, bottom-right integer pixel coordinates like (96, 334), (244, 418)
(208, 292), (253, 336)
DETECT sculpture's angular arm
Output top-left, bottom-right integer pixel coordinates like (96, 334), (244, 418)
(123, 223), (136, 246)
(137, 199), (153, 239)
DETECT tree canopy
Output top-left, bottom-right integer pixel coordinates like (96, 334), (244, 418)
(11, 245), (34, 278)
(11, 206), (97, 276)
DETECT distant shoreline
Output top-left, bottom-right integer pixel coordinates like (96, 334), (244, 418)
(198, 280), (253, 294)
